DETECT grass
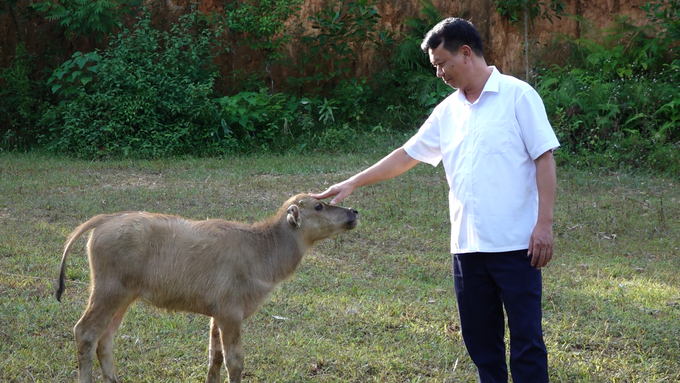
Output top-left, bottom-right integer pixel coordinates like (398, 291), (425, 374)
(0, 152), (678, 382)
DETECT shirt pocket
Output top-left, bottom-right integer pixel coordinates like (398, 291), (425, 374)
(475, 120), (512, 155)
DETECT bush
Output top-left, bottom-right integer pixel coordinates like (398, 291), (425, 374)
(0, 43), (47, 150)
(536, 2), (680, 175)
(40, 9), (226, 158)
(213, 90), (301, 153)
(8, 0), (678, 174)
(378, 0), (453, 119)
(212, 88), (385, 154)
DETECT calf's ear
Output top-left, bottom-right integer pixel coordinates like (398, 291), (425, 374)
(287, 204), (301, 228)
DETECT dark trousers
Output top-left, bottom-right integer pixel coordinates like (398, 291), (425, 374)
(452, 250), (548, 383)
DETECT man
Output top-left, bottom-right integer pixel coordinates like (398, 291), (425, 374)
(311, 17), (559, 383)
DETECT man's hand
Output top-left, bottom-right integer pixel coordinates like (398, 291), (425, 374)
(310, 180), (356, 205)
(528, 222), (553, 269)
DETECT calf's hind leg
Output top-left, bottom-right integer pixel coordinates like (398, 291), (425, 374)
(74, 285), (135, 383)
(206, 317), (224, 383)
(96, 306), (130, 383)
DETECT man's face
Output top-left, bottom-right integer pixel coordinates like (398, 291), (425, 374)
(428, 43), (464, 89)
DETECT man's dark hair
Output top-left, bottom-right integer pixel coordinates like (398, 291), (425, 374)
(420, 17), (485, 57)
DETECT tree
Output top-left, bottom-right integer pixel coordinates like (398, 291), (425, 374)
(494, 0), (566, 82)
(222, 0), (303, 94)
(32, 0), (140, 43)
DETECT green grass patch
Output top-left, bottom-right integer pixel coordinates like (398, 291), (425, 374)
(0, 153), (678, 382)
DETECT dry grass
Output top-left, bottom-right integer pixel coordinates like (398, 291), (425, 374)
(0, 152), (678, 382)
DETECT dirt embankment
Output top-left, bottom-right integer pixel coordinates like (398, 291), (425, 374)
(0, 0), (649, 84)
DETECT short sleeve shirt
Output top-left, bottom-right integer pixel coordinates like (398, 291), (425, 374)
(403, 67), (560, 254)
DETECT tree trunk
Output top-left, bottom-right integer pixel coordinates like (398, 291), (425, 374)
(524, 6), (530, 82)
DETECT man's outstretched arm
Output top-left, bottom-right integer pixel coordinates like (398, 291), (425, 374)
(311, 148), (420, 204)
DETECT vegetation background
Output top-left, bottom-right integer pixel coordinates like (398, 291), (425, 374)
(0, 0), (678, 174)
(0, 0), (679, 381)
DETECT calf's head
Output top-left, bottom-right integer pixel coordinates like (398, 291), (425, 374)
(284, 194), (358, 243)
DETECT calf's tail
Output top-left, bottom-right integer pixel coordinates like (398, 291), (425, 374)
(56, 213), (129, 302)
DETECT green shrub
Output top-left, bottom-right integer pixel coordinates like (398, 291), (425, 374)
(331, 78), (371, 123)
(642, 0), (680, 51)
(536, 0), (680, 175)
(213, 90), (299, 152)
(0, 43), (46, 150)
(221, 0), (303, 94)
(31, 0), (139, 42)
(47, 51), (102, 97)
(294, 0), (385, 93)
(383, 0), (453, 116)
(212, 89), (374, 153)
(539, 64), (679, 173)
(40, 9), (226, 158)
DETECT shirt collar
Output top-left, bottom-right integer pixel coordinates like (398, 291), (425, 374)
(483, 66), (501, 94)
(456, 66), (501, 105)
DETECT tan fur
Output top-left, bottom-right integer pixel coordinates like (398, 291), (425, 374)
(57, 194), (358, 383)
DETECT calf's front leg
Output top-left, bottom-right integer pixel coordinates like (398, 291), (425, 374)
(213, 313), (244, 383)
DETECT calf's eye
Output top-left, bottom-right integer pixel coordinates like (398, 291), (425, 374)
(315, 204), (324, 212)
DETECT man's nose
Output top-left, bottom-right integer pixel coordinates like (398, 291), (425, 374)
(436, 66), (444, 78)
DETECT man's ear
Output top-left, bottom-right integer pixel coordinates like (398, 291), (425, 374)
(287, 204), (301, 228)
(460, 45), (472, 60)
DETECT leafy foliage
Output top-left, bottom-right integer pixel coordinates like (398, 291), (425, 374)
(495, 0), (566, 81)
(40, 9), (226, 158)
(31, 0), (140, 42)
(223, 0), (302, 58)
(494, 0), (566, 24)
(47, 51), (102, 97)
(0, 43), (45, 150)
(386, 0), (452, 114)
(1, 0), (679, 175)
(212, 88), (374, 153)
(642, 0), (680, 46)
(220, 0), (303, 93)
(298, 0), (383, 84)
(537, 3), (680, 174)
(213, 90), (298, 152)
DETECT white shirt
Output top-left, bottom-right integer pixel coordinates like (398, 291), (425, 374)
(403, 67), (560, 254)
